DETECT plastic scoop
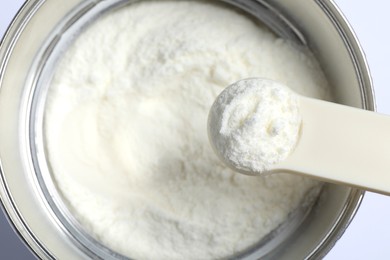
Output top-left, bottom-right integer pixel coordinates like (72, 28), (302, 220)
(271, 94), (390, 195)
(208, 78), (390, 195)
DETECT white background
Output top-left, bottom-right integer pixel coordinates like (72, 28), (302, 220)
(1, 1), (390, 259)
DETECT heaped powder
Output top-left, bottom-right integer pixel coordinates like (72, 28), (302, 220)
(44, 1), (331, 259)
(208, 78), (302, 174)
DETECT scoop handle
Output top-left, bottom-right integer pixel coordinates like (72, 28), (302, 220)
(273, 97), (390, 195)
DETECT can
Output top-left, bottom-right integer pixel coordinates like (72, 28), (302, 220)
(0, 0), (372, 259)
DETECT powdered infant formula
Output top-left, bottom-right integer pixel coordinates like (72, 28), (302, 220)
(208, 78), (302, 174)
(44, 1), (331, 259)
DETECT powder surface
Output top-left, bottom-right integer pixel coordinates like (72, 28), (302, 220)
(208, 78), (301, 174)
(44, 1), (331, 259)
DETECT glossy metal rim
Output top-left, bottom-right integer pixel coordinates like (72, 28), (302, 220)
(0, 2), (55, 259)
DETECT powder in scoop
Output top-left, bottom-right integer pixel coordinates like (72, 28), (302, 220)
(208, 78), (301, 174)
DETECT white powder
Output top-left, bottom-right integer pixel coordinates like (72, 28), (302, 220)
(44, 1), (331, 259)
(208, 78), (301, 174)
